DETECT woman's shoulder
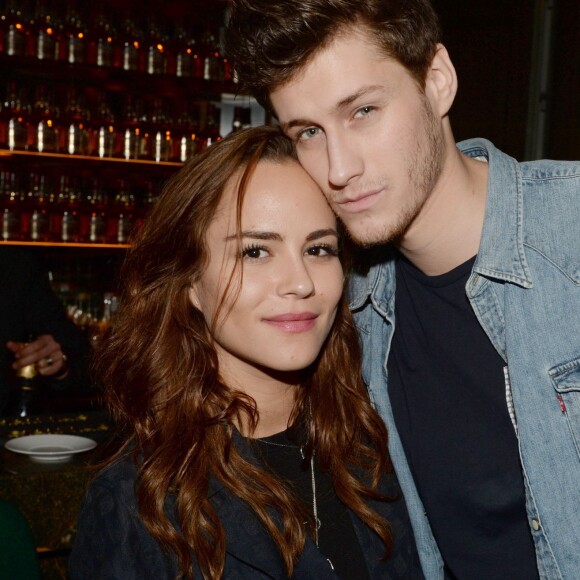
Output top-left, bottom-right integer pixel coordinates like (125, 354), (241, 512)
(89, 457), (139, 496)
(80, 457), (141, 525)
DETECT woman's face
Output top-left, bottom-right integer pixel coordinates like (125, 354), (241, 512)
(190, 159), (343, 386)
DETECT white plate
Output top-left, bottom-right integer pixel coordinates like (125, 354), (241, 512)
(4, 434), (97, 462)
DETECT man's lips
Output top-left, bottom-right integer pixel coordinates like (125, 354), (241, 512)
(263, 312), (318, 332)
(335, 189), (382, 214)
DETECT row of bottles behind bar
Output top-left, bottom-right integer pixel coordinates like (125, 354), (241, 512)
(1, 169), (162, 244)
(1, 80), (225, 161)
(0, 0), (232, 80)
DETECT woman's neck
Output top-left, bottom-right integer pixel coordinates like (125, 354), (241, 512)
(219, 360), (300, 438)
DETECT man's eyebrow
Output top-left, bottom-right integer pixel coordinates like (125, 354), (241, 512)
(281, 85), (385, 132)
(334, 85), (384, 112)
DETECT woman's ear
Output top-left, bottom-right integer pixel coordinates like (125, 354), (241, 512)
(425, 43), (458, 118)
(189, 285), (202, 310)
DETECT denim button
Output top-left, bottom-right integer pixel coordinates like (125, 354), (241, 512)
(531, 518), (541, 531)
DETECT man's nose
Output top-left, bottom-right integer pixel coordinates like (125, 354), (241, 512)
(327, 132), (364, 189)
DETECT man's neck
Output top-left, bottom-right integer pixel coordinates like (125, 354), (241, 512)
(398, 148), (489, 276)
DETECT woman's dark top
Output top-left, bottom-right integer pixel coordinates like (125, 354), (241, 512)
(69, 428), (423, 579)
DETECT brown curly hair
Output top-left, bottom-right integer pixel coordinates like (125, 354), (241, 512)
(96, 125), (394, 579)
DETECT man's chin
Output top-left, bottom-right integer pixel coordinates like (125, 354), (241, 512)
(342, 223), (404, 248)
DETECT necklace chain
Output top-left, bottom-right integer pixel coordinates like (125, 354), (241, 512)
(256, 438), (334, 570)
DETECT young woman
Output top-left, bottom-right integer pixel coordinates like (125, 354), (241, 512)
(69, 126), (422, 579)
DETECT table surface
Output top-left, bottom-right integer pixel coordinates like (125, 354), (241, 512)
(0, 411), (113, 557)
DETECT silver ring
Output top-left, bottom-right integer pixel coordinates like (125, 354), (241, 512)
(46, 357), (54, 366)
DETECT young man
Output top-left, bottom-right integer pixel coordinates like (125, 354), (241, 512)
(226, 1), (580, 579)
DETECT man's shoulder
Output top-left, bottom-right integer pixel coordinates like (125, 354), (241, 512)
(518, 158), (580, 182)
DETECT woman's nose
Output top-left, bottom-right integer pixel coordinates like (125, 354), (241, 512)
(276, 257), (315, 298)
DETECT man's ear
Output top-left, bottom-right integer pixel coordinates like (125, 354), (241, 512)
(425, 44), (458, 118)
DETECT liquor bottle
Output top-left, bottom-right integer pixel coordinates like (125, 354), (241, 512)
(31, 83), (60, 153)
(81, 177), (108, 243)
(174, 104), (200, 162)
(121, 95), (151, 160)
(171, 22), (203, 78)
(91, 93), (117, 158)
(51, 174), (80, 242)
(87, 10), (116, 67)
(196, 104), (222, 152)
(145, 19), (167, 75)
(1, 81), (30, 151)
(202, 31), (224, 81)
(4, 337), (40, 418)
(118, 17), (142, 72)
(62, 86), (91, 156)
(0, 0), (27, 57)
(108, 179), (135, 244)
(58, 2), (86, 64)
(150, 98), (173, 162)
(0, 171), (23, 241)
(30, 0), (57, 60)
(61, 176), (82, 242)
(28, 172), (52, 242)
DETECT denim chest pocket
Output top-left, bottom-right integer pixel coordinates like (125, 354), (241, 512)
(550, 357), (580, 460)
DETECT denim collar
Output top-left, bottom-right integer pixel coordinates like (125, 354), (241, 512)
(349, 138), (533, 310)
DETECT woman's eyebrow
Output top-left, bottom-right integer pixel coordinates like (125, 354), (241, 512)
(224, 228), (337, 242)
(306, 228), (338, 241)
(224, 231), (283, 242)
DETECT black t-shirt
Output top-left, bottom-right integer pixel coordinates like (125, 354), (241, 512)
(387, 254), (538, 579)
(255, 425), (370, 580)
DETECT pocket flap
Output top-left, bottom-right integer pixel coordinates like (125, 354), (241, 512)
(550, 358), (580, 393)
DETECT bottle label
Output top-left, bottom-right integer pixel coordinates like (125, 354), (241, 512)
(2, 209), (20, 240)
(30, 210), (50, 241)
(37, 31), (57, 60)
(61, 210), (80, 241)
(8, 118), (28, 150)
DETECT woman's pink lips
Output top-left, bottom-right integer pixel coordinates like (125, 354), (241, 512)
(264, 313), (318, 333)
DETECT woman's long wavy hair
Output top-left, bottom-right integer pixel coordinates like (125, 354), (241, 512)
(96, 125), (394, 579)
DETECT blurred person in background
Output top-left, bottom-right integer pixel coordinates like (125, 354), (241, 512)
(0, 246), (92, 416)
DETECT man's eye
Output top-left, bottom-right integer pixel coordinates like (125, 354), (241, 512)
(354, 106), (374, 118)
(298, 127), (321, 141)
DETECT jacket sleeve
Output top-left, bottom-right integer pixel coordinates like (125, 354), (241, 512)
(69, 475), (178, 580)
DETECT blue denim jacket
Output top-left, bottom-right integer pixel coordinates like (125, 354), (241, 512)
(349, 138), (580, 579)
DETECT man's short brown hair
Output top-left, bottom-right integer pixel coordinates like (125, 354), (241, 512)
(226, 0), (441, 111)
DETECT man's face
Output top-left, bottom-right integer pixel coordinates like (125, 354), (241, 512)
(271, 28), (446, 246)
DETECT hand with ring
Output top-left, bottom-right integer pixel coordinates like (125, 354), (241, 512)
(6, 334), (69, 379)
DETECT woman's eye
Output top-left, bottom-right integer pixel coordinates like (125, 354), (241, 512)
(242, 245), (268, 259)
(306, 244), (339, 257)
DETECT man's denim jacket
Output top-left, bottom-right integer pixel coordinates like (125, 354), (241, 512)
(349, 138), (580, 579)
